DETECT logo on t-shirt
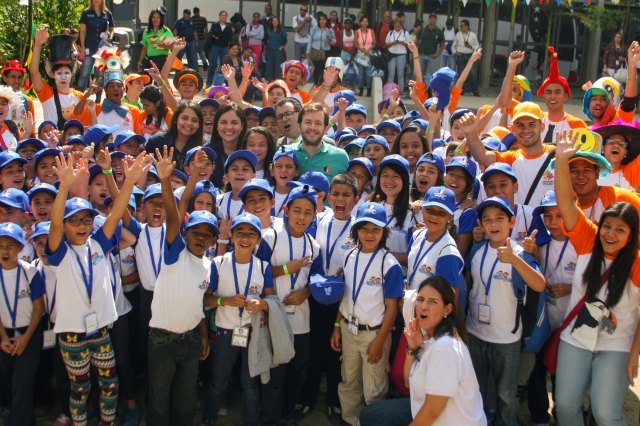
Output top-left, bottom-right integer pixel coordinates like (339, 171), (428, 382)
(199, 279), (209, 290)
(493, 270), (512, 282)
(248, 285), (260, 296)
(18, 289), (30, 299)
(542, 169), (554, 186)
(564, 262), (576, 272)
(418, 264), (432, 274)
(91, 252), (104, 266)
(366, 276), (383, 286)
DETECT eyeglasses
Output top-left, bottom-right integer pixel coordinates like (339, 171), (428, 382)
(605, 139), (628, 149)
(65, 217), (94, 226)
(300, 8), (308, 12)
(276, 110), (297, 121)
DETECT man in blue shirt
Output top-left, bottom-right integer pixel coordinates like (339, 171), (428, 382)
(77, 5), (114, 90)
(174, 9), (198, 71)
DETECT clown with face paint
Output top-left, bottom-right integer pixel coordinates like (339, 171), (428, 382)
(1, 60), (35, 132)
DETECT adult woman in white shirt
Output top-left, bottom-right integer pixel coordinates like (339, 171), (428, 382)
(385, 19), (410, 94)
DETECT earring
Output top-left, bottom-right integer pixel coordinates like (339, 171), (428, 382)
(444, 314), (447, 318)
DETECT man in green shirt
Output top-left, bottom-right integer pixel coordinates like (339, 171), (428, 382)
(291, 103), (348, 184)
(417, 13), (445, 83)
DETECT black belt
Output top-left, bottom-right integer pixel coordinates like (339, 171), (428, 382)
(342, 319), (382, 331)
(151, 327), (198, 339)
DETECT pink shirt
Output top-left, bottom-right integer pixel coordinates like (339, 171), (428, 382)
(356, 28), (375, 51)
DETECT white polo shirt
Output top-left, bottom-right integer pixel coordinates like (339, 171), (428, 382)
(134, 223), (165, 291)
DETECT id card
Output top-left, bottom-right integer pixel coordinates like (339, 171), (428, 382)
(478, 304), (491, 325)
(232, 326), (249, 347)
(285, 304), (296, 315)
(43, 329), (56, 350)
(84, 312), (99, 335)
(347, 314), (359, 336)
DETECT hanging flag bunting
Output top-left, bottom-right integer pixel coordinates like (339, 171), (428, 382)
(513, 0), (518, 6)
(556, 0), (561, 5)
(462, 0), (469, 6)
(485, 0), (492, 7)
(439, 0), (444, 5)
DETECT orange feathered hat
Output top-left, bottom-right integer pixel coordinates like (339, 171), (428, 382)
(537, 46), (571, 97)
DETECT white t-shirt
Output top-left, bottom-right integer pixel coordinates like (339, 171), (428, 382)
(540, 238), (577, 329)
(18, 242), (35, 263)
(385, 29), (410, 55)
(135, 223), (165, 291)
(292, 14), (316, 44)
(316, 213), (356, 276)
(97, 109), (136, 135)
(210, 252), (273, 330)
(46, 230), (118, 333)
(217, 192), (244, 221)
(108, 252), (132, 317)
(540, 115), (576, 144)
(410, 336), (486, 425)
(149, 234), (211, 334)
(497, 147), (555, 207)
(0, 260), (44, 329)
(384, 202), (413, 257)
(407, 230), (463, 290)
(119, 246), (139, 292)
(598, 170), (634, 190)
(35, 259), (58, 323)
(273, 189), (291, 218)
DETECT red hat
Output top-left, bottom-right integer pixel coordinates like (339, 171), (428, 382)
(1, 60), (26, 75)
(282, 60), (309, 82)
(537, 46), (571, 97)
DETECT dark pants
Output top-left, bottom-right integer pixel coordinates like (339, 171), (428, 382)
(203, 328), (260, 425)
(142, 55), (168, 75)
(299, 298), (341, 409)
(0, 325), (43, 426)
(124, 287), (142, 374)
(147, 327), (200, 426)
(178, 40), (199, 72)
(456, 53), (479, 95)
(528, 350), (555, 424)
(359, 397), (413, 426)
(264, 48), (282, 82)
(109, 312), (136, 401)
(139, 287), (153, 376)
(261, 333), (310, 425)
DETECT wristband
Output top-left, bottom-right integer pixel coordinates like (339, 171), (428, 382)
(382, 114), (390, 120)
(217, 297), (223, 307)
(334, 322), (341, 328)
(425, 128), (435, 134)
(217, 239), (230, 245)
(454, 147), (465, 155)
(283, 263), (290, 276)
(406, 346), (420, 356)
(102, 168), (113, 174)
(412, 56), (418, 61)
(159, 80), (167, 89)
(328, 119), (334, 127)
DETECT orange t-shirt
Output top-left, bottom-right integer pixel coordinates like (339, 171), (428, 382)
(72, 103), (144, 135)
(35, 82), (84, 123)
(137, 110), (173, 140)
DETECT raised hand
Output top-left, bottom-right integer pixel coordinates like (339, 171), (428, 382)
(555, 130), (580, 160)
(628, 41), (640, 67)
(508, 50), (525, 67)
(404, 318), (427, 350)
(153, 146), (176, 180)
(53, 153), (82, 187)
(251, 76), (266, 92)
(497, 238), (518, 264)
(145, 61), (163, 85)
(171, 38), (186, 53)
(86, 99), (97, 114)
(81, 144), (94, 162)
(220, 64), (235, 82)
(323, 66), (339, 88)
(95, 147), (112, 170)
(522, 229), (538, 254)
(470, 48), (483, 62)
(22, 111), (34, 138)
(193, 148), (210, 170)
(458, 111), (478, 135)
(407, 40), (418, 56)
(124, 152), (152, 184)
(35, 28), (49, 46)
(241, 62), (254, 80)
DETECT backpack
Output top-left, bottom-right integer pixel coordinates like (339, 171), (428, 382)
(343, 247), (391, 285)
(467, 240), (550, 353)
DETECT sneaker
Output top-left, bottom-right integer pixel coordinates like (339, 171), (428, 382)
(327, 406), (342, 425)
(218, 405), (229, 417)
(53, 414), (72, 426)
(124, 408), (140, 426)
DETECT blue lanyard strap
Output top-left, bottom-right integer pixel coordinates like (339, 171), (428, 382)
(407, 231), (446, 287)
(69, 242), (94, 303)
(231, 252), (254, 316)
(275, 191), (290, 217)
(509, 205), (519, 237)
(0, 266), (21, 329)
(480, 243), (500, 297)
(227, 194), (244, 220)
(146, 225), (165, 278)
(287, 226), (307, 290)
(352, 248), (380, 304)
(544, 239), (570, 277)
(325, 218), (351, 272)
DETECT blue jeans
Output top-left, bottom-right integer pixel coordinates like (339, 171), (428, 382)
(294, 42), (307, 60)
(441, 53), (456, 70)
(76, 55), (96, 91)
(357, 63), (371, 91)
(202, 329), (259, 425)
(419, 54), (438, 83)
(265, 49), (282, 82)
(195, 42), (208, 67)
(456, 53), (479, 94)
(387, 54), (407, 91)
(555, 341), (629, 426)
(147, 327), (200, 426)
(359, 398), (413, 426)
(207, 45), (228, 86)
(468, 334), (520, 426)
(178, 40), (198, 72)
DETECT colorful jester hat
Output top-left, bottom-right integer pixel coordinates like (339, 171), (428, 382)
(537, 46), (571, 97)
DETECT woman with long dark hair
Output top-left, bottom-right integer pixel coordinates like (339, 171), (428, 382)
(603, 32), (627, 78)
(241, 126), (275, 182)
(264, 16), (287, 82)
(138, 85), (172, 140)
(306, 13), (335, 85)
(206, 11), (234, 87)
(553, 133), (640, 426)
(205, 103), (247, 188)
(137, 9), (173, 72)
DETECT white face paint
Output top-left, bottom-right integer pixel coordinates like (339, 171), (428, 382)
(54, 68), (73, 88)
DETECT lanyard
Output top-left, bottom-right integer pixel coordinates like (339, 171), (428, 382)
(509, 205), (519, 237)
(0, 266), (21, 329)
(352, 248), (380, 305)
(275, 190), (290, 217)
(145, 225), (164, 278)
(544, 239), (570, 277)
(226, 193), (244, 220)
(42, 267), (56, 316)
(325, 218), (351, 272)
(107, 254), (118, 302)
(69, 242), (94, 303)
(232, 252), (254, 316)
(407, 231), (446, 287)
(479, 243), (500, 297)
(287, 226), (307, 290)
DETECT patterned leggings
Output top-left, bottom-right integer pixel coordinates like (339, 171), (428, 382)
(58, 327), (119, 426)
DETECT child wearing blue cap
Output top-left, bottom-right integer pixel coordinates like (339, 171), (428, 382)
(239, 178), (282, 233)
(34, 148), (60, 186)
(184, 146), (216, 183)
(330, 202), (404, 426)
(362, 134), (389, 184)
(410, 153), (445, 222)
(444, 156), (478, 257)
(465, 196), (545, 426)
(217, 150), (258, 221)
(0, 188), (33, 262)
(271, 146), (300, 219)
(256, 185), (322, 425)
(0, 151), (27, 190)
(146, 147), (218, 425)
(347, 157), (373, 215)
(0, 222), (45, 425)
(28, 183), (58, 224)
(46, 152), (149, 426)
(202, 212), (275, 426)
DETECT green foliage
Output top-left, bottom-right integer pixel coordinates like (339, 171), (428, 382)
(571, 5), (625, 33)
(0, 0), (85, 63)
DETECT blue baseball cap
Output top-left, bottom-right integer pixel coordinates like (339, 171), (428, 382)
(287, 171), (330, 194)
(110, 151), (126, 161)
(185, 146), (217, 167)
(416, 152), (445, 174)
(16, 138), (46, 152)
(432, 138), (446, 150)
(34, 148), (61, 168)
(502, 133), (517, 149)
(104, 194), (137, 211)
(481, 162), (518, 184)
(143, 183), (162, 201)
(0, 188), (29, 211)
(193, 180), (219, 198)
(258, 106), (275, 122)
(27, 183), (58, 202)
(66, 135), (89, 146)
(376, 120), (401, 133)
(88, 164), (104, 181)
(0, 151), (28, 169)
(379, 154), (410, 177)
(38, 121), (57, 134)
(0, 222), (25, 246)
(310, 274), (345, 305)
(224, 150), (258, 172)
(477, 196), (514, 219)
(113, 130), (145, 148)
(338, 133), (358, 148)
(446, 156), (477, 180)
(422, 186), (456, 215)
(244, 106), (262, 116)
(199, 98), (221, 109)
(63, 197), (100, 219)
(363, 134), (390, 151)
(429, 67), (456, 111)
(147, 165), (158, 180)
(31, 221), (51, 240)
(423, 98), (438, 110)
(348, 157), (374, 179)
(449, 108), (472, 127)
(272, 145), (299, 166)
(409, 119), (429, 132)
(345, 103), (367, 118)
(286, 185), (317, 209)
(331, 90), (357, 115)
(230, 212), (262, 234)
(186, 210), (220, 234)
(533, 190), (558, 217)
(354, 202), (387, 227)
(172, 169), (189, 184)
(239, 178), (273, 201)
(357, 125), (377, 136)
(482, 136), (506, 152)
(333, 127), (357, 142)
(344, 137), (365, 153)
(402, 110), (421, 124)
(84, 124), (120, 145)
(63, 119), (84, 133)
